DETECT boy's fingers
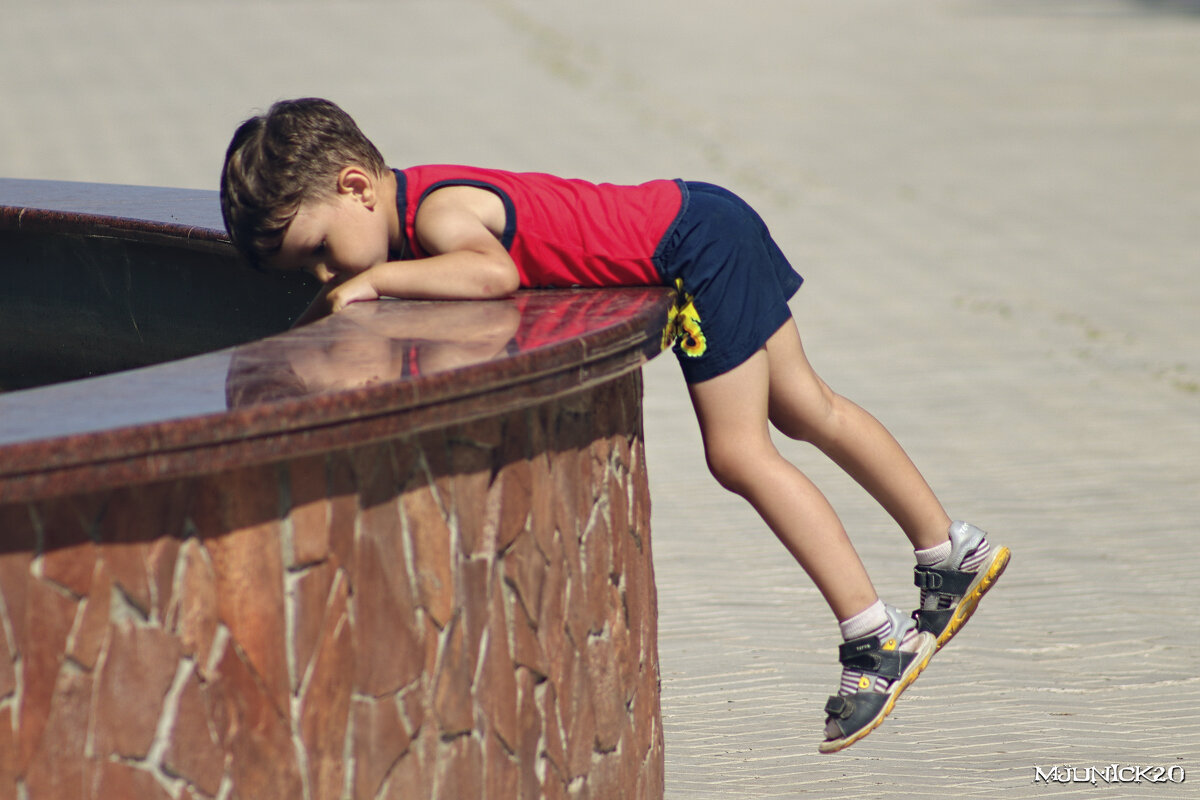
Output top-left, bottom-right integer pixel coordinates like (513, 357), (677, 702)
(329, 291), (353, 313)
(328, 279), (378, 313)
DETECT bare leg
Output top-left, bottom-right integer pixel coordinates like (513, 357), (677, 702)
(762, 320), (951, 551)
(687, 346), (878, 621)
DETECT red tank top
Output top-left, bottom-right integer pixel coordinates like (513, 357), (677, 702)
(395, 166), (684, 288)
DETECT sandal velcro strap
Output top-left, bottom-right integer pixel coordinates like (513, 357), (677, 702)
(914, 607), (955, 636)
(913, 564), (974, 595)
(824, 695), (855, 719)
(837, 636), (913, 680)
(823, 691), (890, 739)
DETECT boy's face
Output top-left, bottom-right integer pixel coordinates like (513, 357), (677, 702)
(270, 169), (391, 284)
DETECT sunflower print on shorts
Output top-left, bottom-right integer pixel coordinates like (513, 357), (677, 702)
(662, 278), (707, 358)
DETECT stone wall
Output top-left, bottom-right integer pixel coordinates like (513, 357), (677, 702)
(0, 371), (663, 800)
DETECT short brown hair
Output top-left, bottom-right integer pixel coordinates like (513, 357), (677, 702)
(219, 98), (388, 269)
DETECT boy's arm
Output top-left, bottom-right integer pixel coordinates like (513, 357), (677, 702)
(327, 187), (519, 313)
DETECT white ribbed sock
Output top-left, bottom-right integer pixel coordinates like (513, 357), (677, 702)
(915, 539), (952, 566)
(839, 599), (888, 641)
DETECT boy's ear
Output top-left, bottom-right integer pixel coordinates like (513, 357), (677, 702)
(336, 166), (377, 208)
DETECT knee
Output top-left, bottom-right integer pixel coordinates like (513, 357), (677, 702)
(704, 439), (766, 498)
(770, 385), (840, 445)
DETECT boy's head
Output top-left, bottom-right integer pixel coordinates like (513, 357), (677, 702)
(220, 98), (388, 270)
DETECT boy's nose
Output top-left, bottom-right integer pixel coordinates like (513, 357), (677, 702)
(310, 263), (337, 284)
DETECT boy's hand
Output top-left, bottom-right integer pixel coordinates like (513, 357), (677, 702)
(326, 272), (381, 313)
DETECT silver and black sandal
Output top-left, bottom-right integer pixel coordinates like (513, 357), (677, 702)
(913, 521), (1011, 651)
(819, 603), (935, 754)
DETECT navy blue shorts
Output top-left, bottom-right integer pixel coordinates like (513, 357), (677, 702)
(654, 182), (803, 384)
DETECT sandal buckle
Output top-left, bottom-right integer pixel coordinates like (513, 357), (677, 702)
(914, 566), (944, 590)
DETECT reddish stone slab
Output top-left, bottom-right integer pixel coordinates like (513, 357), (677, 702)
(403, 483), (456, 629)
(352, 509), (425, 696)
(432, 613), (475, 738)
(65, 561), (111, 670)
(92, 622), (181, 759)
(196, 469), (290, 717)
(434, 736), (484, 800)
(23, 664), (91, 800)
(514, 667), (543, 800)
(0, 707), (17, 800)
(352, 696), (411, 800)
(287, 455), (332, 568)
(503, 530), (546, 628)
(162, 667), (226, 797)
(92, 762), (175, 800)
(289, 560), (337, 693)
(448, 440), (495, 558)
(206, 640), (304, 800)
(299, 572), (353, 800)
(14, 576), (77, 772)
(168, 538), (219, 669)
(477, 576), (519, 752)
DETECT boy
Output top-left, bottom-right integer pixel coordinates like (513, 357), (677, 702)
(220, 98), (1009, 753)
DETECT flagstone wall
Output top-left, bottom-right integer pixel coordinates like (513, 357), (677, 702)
(0, 372), (663, 800)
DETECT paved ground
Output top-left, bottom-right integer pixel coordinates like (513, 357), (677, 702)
(4, 1), (1198, 796)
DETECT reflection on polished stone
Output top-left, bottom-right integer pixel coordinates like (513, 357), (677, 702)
(227, 298), (522, 404)
(226, 289), (670, 407)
